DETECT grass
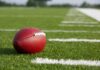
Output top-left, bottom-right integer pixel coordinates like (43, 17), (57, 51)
(0, 8), (67, 29)
(0, 7), (100, 70)
(46, 32), (100, 39)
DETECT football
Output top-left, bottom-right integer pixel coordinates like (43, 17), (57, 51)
(13, 27), (46, 54)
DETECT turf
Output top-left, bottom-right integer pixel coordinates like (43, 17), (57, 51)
(0, 7), (100, 70)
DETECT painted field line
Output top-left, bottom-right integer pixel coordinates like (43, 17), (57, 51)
(43, 30), (100, 33)
(0, 29), (100, 33)
(0, 29), (19, 31)
(66, 14), (85, 17)
(61, 21), (98, 24)
(59, 24), (100, 27)
(77, 8), (100, 22)
(48, 38), (100, 42)
(31, 58), (100, 66)
(0, 15), (63, 18)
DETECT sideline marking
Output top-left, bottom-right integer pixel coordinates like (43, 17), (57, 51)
(48, 38), (100, 42)
(31, 58), (100, 66)
(77, 8), (100, 21)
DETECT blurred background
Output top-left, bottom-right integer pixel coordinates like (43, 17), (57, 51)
(0, 0), (100, 8)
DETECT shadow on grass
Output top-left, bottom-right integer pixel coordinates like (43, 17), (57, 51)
(0, 48), (17, 55)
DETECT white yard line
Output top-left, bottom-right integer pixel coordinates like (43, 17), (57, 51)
(0, 29), (19, 31)
(0, 15), (63, 18)
(61, 21), (98, 24)
(43, 30), (100, 33)
(48, 38), (100, 42)
(0, 29), (100, 33)
(66, 14), (85, 17)
(31, 58), (100, 66)
(77, 8), (100, 22)
(59, 24), (100, 27)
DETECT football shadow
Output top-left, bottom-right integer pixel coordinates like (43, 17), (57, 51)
(0, 48), (17, 55)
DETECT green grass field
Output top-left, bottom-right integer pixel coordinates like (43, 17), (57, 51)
(0, 7), (100, 70)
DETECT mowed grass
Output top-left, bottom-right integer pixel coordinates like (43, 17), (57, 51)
(0, 7), (67, 29)
(0, 7), (100, 70)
